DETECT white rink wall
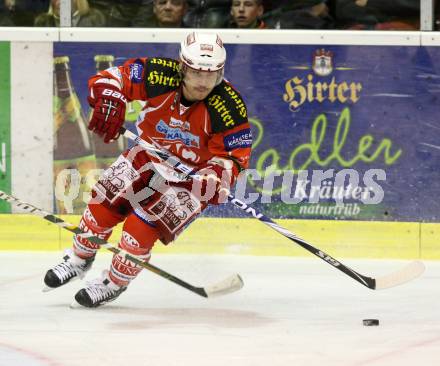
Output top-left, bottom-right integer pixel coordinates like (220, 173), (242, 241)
(10, 42), (53, 212)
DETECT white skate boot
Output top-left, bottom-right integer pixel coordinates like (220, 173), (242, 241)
(43, 249), (95, 292)
(72, 270), (127, 308)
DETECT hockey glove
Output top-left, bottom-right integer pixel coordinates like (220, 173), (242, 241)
(88, 84), (127, 143)
(176, 160), (234, 205)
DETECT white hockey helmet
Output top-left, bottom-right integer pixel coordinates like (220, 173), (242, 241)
(179, 32), (226, 72)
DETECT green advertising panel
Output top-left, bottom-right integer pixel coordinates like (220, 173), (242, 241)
(0, 42), (11, 213)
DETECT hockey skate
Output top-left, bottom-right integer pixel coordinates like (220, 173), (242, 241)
(72, 270), (127, 308)
(43, 249), (95, 292)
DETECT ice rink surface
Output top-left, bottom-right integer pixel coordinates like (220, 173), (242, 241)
(0, 252), (439, 366)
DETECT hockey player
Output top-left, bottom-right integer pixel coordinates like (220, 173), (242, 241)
(44, 32), (252, 307)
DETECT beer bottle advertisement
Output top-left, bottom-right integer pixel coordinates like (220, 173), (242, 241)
(53, 56), (96, 214)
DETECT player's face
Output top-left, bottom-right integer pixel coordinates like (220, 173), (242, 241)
(182, 67), (219, 101)
(153, 0), (187, 26)
(231, 0), (263, 28)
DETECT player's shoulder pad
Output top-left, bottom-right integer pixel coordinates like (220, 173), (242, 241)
(205, 80), (248, 134)
(144, 57), (182, 98)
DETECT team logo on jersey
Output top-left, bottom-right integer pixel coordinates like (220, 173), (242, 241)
(179, 103), (189, 115)
(169, 117), (190, 131)
(224, 128), (253, 151)
(129, 60), (144, 83)
(155, 120), (200, 148)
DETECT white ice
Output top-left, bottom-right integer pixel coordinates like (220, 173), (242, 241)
(0, 252), (439, 366)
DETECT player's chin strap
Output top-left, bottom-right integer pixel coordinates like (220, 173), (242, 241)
(120, 126), (426, 291)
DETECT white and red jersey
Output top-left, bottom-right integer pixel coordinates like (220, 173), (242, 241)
(89, 57), (252, 179)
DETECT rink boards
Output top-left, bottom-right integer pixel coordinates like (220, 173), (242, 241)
(1, 30), (440, 223)
(0, 214), (438, 260)
(1, 30), (440, 261)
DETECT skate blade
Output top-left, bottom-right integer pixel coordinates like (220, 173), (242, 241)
(69, 300), (84, 309)
(42, 275), (84, 293)
(42, 285), (56, 293)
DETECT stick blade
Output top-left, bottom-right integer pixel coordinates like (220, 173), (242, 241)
(204, 274), (244, 298)
(375, 260), (425, 290)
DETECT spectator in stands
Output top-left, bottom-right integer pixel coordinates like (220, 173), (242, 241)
(184, 0), (230, 28)
(264, 0), (334, 29)
(89, 0), (142, 27)
(335, 0), (419, 30)
(261, 0), (290, 13)
(436, 0), (440, 30)
(0, 13), (13, 26)
(0, 1), (14, 25)
(133, 0), (188, 27)
(34, 0), (106, 27)
(228, 0), (266, 29)
(3, 0), (49, 25)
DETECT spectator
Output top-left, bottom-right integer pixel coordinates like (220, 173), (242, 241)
(3, 0), (49, 25)
(133, 0), (188, 27)
(34, 0), (106, 27)
(265, 0), (334, 29)
(184, 0), (230, 28)
(0, 13), (13, 26)
(229, 0), (266, 29)
(0, 1), (14, 25)
(436, 0), (440, 30)
(335, 0), (420, 30)
(261, 0), (289, 13)
(89, 0), (142, 27)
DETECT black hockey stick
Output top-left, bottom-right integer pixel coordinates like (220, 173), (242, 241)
(0, 190), (243, 298)
(120, 126), (425, 290)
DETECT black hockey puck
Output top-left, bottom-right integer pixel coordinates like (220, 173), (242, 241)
(363, 319), (379, 326)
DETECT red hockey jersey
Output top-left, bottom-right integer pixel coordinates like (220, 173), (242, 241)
(89, 56), (252, 178)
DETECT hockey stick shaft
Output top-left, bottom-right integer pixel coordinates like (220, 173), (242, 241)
(0, 190), (241, 298)
(121, 127), (424, 290)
